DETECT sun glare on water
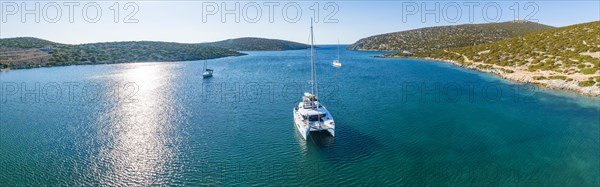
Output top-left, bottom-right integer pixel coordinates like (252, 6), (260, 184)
(88, 63), (183, 185)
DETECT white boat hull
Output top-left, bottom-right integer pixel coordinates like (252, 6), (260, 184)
(293, 108), (311, 140)
(332, 60), (342, 68)
(293, 104), (335, 140)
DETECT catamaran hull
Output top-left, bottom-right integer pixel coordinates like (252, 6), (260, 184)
(293, 108), (335, 140)
(293, 109), (310, 140)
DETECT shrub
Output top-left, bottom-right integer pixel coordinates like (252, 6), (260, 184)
(533, 76), (547, 80)
(578, 80), (595, 87)
(581, 68), (598, 74)
(549, 75), (567, 80)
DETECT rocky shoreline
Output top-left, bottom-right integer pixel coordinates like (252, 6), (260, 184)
(382, 55), (600, 98)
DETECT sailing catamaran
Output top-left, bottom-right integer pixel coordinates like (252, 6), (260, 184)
(332, 40), (342, 68)
(293, 20), (335, 140)
(202, 57), (213, 78)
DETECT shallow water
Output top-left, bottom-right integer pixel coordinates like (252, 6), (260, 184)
(1, 45), (599, 186)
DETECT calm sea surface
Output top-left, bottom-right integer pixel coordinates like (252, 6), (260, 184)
(1, 46), (599, 186)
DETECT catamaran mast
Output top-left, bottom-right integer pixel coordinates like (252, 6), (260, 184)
(310, 18), (318, 99)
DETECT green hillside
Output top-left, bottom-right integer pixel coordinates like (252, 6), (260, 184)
(0, 37), (60, 49)
(348, 20), (554, 51)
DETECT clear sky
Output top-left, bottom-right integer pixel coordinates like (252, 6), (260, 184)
(1, 0), (598, 44)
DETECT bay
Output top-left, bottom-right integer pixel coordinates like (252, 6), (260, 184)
(0, 45), (598, 186)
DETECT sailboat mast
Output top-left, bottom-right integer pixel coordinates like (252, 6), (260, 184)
(337, 39), (340, 60)
(310, 18), (315, 96)
(203, 53), (206, 70)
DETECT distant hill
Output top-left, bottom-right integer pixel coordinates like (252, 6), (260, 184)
(0, 38), (245, 70)
(389, 21), (600, 96)
(205, 37), (310, 51)
(0, 37), (60, 49)
(348, 20), (555, 51)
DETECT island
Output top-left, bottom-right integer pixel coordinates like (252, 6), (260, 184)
(0, 37), (246, 70)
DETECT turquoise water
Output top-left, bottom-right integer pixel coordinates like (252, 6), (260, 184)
(1, 46), (599, 186)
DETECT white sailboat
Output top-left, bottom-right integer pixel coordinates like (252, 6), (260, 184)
(202, 57), (213, 78)
(293, 20), (335, 140)
(332, 40), (342, 68)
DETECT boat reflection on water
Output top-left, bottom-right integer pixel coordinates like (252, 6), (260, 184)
(295, 129), (335, 151)
(307, 131), (335, 148)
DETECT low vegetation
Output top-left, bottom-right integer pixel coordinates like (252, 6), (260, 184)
(549, 75), (567, 80)
(348, 20), (554, 51)
(578, 80), (596, 87)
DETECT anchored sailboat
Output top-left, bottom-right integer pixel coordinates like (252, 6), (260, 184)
(332, 40), (342, 68)
(202, 56), (213, 78)
(293, 19), (335, 140)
